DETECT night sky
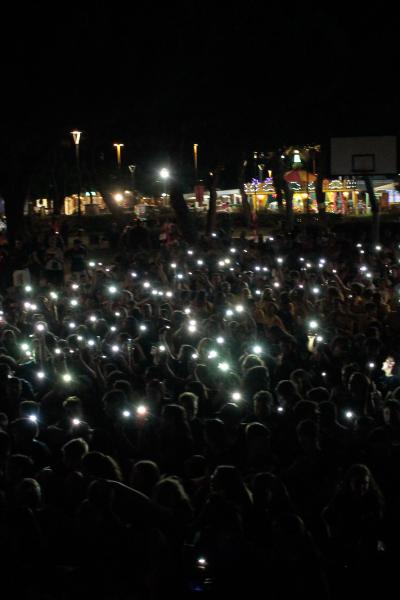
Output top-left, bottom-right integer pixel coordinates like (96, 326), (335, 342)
(2, 3), (399, 189)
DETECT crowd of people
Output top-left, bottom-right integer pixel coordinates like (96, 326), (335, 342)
(0, 219), (400, 598)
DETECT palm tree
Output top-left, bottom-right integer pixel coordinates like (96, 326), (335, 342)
(269, 150), (294, 231)
(169, 178), (199, 243)
(238, 158), (252, 227)
(206, 165), (223, 237)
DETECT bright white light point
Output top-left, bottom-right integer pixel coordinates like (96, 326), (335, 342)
(184, 308), (191, 314)
(21, 343), (29, 351)
(24, 302), (31, 310)
(25, 286), (32, 292)
(197, 260), (203, 265)
(72, 418), (80, 425)
(277, 257), (283, 264)
(232, 392), (241, 401)
(115, 312), (120, 317)
(375, 245), (382, 251)
(253, 345), (262, 354)
(255, 290), (261, 295)
(70, 299), (78, 306)
(218, 261), (225, 267)
(218, 362), (230, 371)
(69, 322), (76, 329)
(140, 325), (147, 331)
(55, 348), (61, 354)
(36, 323), (45, 332)
(208, 350), (218, 359)
(88, 340), (95, 347)
(143, 282), (150, 288)
(177, 274), (183, 279)
(187, 250), (193, 255)
(171, 263), (177, 268)
(131, 272), (137, 277)
(28, 415), (37, 422)
(211, 233), (217, 237)
(316, 336), (324, 342)
(312, 287), (320, 294)
(345, 411), (353, 419)
(235, 305), (244, 313)
(166, 291), (173, 297)
(277, 407), (284, 413)
(226, 309), (234, 317)
(89, 315), (97, 322)
(216, 337), (225, 344)
(309, 320), (318, 330)
(63, 374), (72, 383)
(192, 353), (198, 359)
(273, 282), (280, 288)
(110, 326), (117, 332)
(109, 286), (117, 294)
(188, 325), (197, 333)
(37, 371), (45, 379)
(89, 261), (95, 267)
(263, 267), (268, 272)
(230, 248), (236, 253)
(255, 266), (261, 271)
(50, 292), (58, 299)
(321, 372), (327, 377)
(72, 284), (79, 290)
(159, 345), (165, 352)
(368, 362), (375, 368)
(137, 405), (147, 416)
(122, 410), (131, 418)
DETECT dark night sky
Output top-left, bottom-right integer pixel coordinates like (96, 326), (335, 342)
(2, 3), (399, 187)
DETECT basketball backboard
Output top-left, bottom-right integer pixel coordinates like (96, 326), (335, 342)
(330, 136), (397, 176)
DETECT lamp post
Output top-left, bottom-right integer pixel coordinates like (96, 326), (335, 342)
(128, 164), (136, 200)
(113, 143), (124, 169)
(71, 130), (82, 217)
(193, 143), (198, 183)
(159, 168), (170, 202)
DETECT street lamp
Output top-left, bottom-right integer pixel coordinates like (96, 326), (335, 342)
(193, 144), (198, 183)
(159, 168), (170, 202)
(113, 143), (124, 169)
(71, 130), (82, 217)
(128, 164), (136, 199)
